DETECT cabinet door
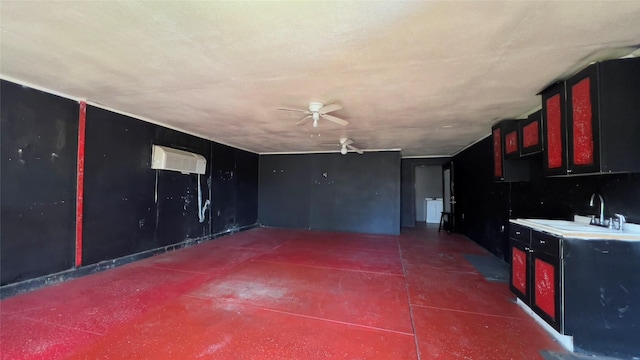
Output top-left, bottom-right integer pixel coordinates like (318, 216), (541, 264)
(542, 83), (568, 176)
(509, 239), (530, 304)
(520, 110), (543, 156)
(504, 122), (520, 159)
(492, 125), (503, 180)
(567, 65), (601, 174)
(531, 251), (562, 332)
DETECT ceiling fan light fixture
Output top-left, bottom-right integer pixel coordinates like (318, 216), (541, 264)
(340, 145), (348, 155)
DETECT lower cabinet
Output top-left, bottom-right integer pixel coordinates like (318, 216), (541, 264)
(509, 222), (640, 358)
(530, 249), (561, 331)
(509, 224), (562, 332)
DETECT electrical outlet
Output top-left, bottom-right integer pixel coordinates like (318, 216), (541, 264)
(138, 219), (145, 228)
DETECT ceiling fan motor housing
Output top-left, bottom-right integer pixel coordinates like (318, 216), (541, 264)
(308, 102), (324, 112)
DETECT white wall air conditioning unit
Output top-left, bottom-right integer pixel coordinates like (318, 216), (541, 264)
(151, 145), (206, 175)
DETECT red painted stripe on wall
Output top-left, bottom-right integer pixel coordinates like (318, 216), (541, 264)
(75, 101), (87, 267)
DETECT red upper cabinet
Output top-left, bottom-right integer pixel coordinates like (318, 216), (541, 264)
(542, 58), (640, 176)
(566, 64), (601, 174)
(519, 110), (543, 156)
(492, 126), (503, 179)
(492, 120), (530, 182)
(541, 82), (568, 176)
(504, 122), (520, 159)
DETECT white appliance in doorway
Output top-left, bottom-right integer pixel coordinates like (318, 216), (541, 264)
(425, 198), (443, 223)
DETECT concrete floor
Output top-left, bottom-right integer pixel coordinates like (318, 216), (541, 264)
(0, 227), (563, 359)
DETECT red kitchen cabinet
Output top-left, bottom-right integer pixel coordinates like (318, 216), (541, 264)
(510, 221), (640, 357)
(492, 126), (503, 179)
(504, 121), (520, 159)
(530, 231), (561, 332)
(541, 82), (568, 176)
(509, 224), (562, 332)
(509, 224), (531, 303)
(519, 110), (543, 156)
(542, 58), (640, 176)
(492, 120), (530, 182)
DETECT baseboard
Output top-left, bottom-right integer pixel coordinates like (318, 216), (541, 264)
(0, 223), (259, 300)
(516, 298), (574, 352)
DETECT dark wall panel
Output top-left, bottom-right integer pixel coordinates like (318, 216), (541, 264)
(1, 80), (79, 285)
(310, 152), (401, 235)
(454, 137), (640, 260)
(511, 172), (640, 225)
(235, 149), (259, 227)
(453, 138), (510, 259)
(210, 142), (237, 233)
(83, 107), (156, 264)
(154, 128), (212, 246)
(1, 81), (260, 287)
(259, 152), (401, 235)
(258, 154), (311, 229)
(83, 106), (212, 265)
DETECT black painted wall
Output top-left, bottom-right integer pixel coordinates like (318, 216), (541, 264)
(1, 81), (79, 285)
(454, 136), (640, 260)
(82, 107), (259, 265)
(259, 152), (401, 235)
(1, 80), (259, 286)
(83, 106), (215, 265)
(234, 149), (259, 228)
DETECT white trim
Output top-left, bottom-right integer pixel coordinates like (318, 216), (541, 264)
(452, 133), (491, 157)
(0, 75), (259, 154)
(259, 149), (401, 155)
(515, 104), (542, 120)
(516, 298), (574, 352)
(401, 155), (452, 159)
(1, 74), (82, 101)
(450, 104), (541, 158)
(87, 99), (257, 154)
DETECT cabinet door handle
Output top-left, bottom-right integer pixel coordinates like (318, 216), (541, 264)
(539, 240), (546, 244)
(515, 231), (521, 235)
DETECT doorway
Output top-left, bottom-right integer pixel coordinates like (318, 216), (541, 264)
(414, 165), (443, 225)
(442, 162), (455, 231)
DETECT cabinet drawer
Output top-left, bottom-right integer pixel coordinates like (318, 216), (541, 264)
(510, 224), (530, 244)
(532, 231), (560, 258)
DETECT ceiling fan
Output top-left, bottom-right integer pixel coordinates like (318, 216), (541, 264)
(278, 102), (349, 128)
(338, 137), (363, 155)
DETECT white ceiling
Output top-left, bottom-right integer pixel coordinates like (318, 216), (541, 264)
(2, 1), (640, 156)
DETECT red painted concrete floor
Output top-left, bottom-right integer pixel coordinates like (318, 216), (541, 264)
(0, 227), (564, 359)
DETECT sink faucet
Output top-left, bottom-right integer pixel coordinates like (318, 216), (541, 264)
(614, 213), (626, 231)
(589, 193), (605, 225)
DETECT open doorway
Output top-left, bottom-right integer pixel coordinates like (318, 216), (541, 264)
(414, 165), (443, 226)
(442, 162), (455, 232)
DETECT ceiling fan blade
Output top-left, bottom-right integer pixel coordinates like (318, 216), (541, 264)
(319, 103), (342, 114)
(296, 115), (312, 125)
(278, 108), (309, 113)
(321, 114), (349, 126)
(341, 138), (353, 146)
(347, 144), (364, 154)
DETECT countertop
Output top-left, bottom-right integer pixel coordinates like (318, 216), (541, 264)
(510, 217), (640, 241)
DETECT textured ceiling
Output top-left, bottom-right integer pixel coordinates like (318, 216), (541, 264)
(2, 1), (640, 156)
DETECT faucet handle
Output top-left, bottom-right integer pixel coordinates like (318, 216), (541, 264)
(614, 213), (626, 231)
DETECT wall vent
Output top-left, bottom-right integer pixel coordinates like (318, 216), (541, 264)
(151, 145), (206, 174)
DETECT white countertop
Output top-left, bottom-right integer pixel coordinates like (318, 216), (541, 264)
(510, 217), (640, 241)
